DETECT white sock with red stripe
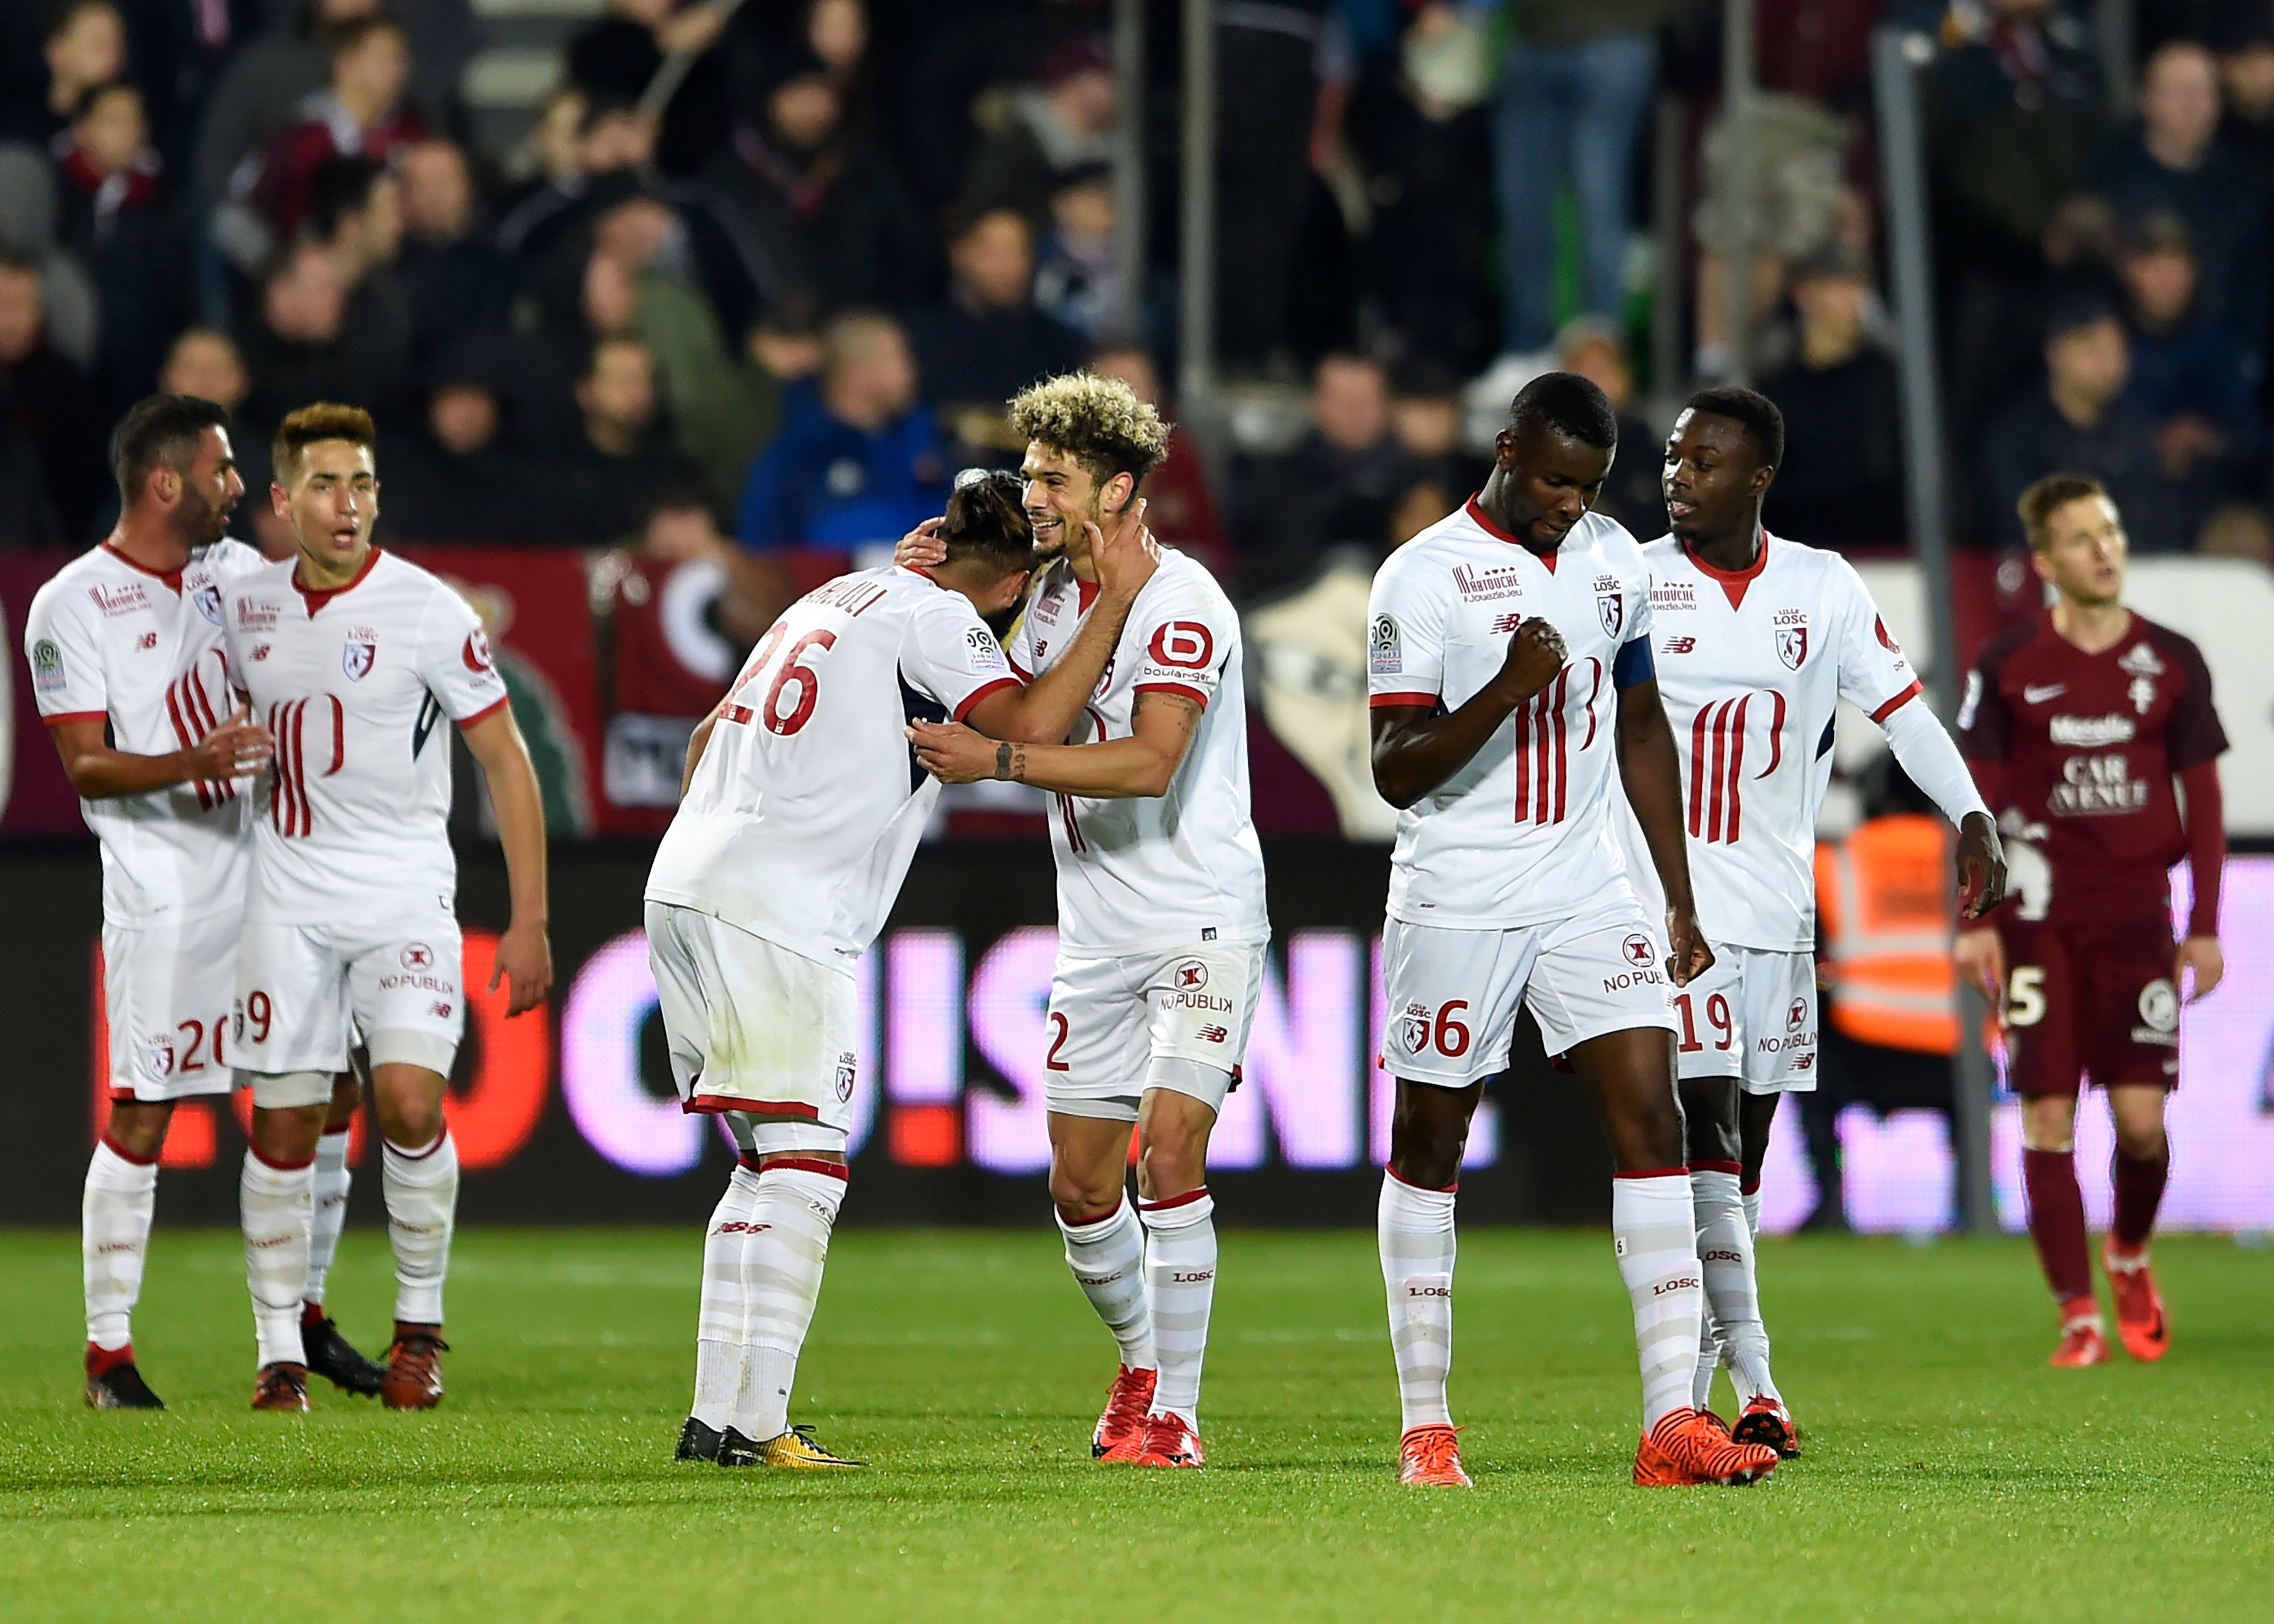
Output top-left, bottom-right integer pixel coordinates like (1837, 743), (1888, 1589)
(1140, 1188), (1216, 1425)
(303, 1126), (352, 1308)
(693, 1164), (761, 1429)
(1692, 1167), (1779, 1405)
(731, 1161), (846, 1442)
(241, 1148), (314, 1368)
(84, 1135), (159, 1355)
(382, 1133), (457, 1326)
(1057, 1198), (1154, 1371)
(1742, 1181), (1761, 1240)
(1378, 1169), (1457, 1431)
(1613, 1170), (1706, 1431)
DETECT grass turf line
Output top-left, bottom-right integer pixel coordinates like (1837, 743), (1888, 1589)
(1, 1228), (2268, 1622)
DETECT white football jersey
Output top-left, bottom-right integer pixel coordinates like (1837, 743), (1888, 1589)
(1616, 531), (1923, 952)
(1006, 547), (1268, 955)
(221, 548), (510, 924)
(25, 539), (264, 926)
(1367, 501), (1656, 928)
(647, 566), (1020, 964)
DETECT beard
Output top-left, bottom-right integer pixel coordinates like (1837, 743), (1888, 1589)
(175, 485), (231, 548)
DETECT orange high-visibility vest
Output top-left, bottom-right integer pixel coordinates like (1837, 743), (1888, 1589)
(1814, 813), (1959, 1055)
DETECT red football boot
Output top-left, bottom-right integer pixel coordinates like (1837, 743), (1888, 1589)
(1092, 1364), (1157, 1461)
(2102, 1241), (2170, 1363)
(1133, 1411), (1204, 1469)
(2048, 1301), (2109, 1368)
(1632, 1409), (1779, 1486)
(381, 1324), (447, 1409)
(1398, 1424), (1473, 1487)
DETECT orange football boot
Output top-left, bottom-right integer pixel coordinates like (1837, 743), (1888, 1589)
(1092, 1365), (1157, 1461)
(1133, 1411), (1204, 1468)
(2102, 1241), (2169, 1363)
(2048, 1302), (2109, 1367)
(1398, 1424), (1473, 1488)
(1632, 1409), (1780, 1486)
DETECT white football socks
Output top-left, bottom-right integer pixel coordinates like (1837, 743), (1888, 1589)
(731, 1162), (846, 1442)
(1058, 1198), (1155, 1372)
(382, 1132), (458, 1327)
(83, 1136), (159, 1352)
(241, 1147), (314, 1368)
(1613, 1171), (1706, 1431)
(693, 1164), (762, 1430)
(1139, 1189), (1217, 1425)
(303, 1126), (351, 1309)
(1378, 1170), (1457, 1432)
(1692, 1168), (1779, 1405)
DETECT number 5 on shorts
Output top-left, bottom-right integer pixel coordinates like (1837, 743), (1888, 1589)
(2004, 966), (2046, 1028)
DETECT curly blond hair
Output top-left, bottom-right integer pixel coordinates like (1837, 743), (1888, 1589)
(1007, 372), (1171, 491)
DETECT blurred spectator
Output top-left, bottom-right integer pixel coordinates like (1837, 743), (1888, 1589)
(1491, 2), (1676, 359)
(0, 145), (99, 370)
(303, 155), (414, 421)
(1090, 341), (1228, 577)
(158, 324), (257, 489)
(706, 48), (936, 317)
(2115, 213), (2263, 508)
(192, 0), (382, 222)
(1555, 319), (1663, 537)
(2091, 38), (2269, 357)
(634, 484), (788, 643)
(51, 80), (187, 412)
(236, 239), (405, 444)
(1, 2), (126, 147)
(1388, 356), (1490, 524)
(1032, 162), (1120, 344)
(905, 207), (1088, 424)
(2218, 21), (2274, 190)
(381, 349), (548, 545)
(1233, 352), (1422, 595)
(0, 250), (106, 539)
(0, 427), (60, 546)
(802, 0), (875, 129)
(959, 36), (1118, 237)
(396, 139), (509, 370)
(1758, 243), (1908, 548)
(734, 310), (945, 551)
(235, 14), (425, 251)
(568, 0), (734, 178)
(549, 334), (702, 544)
(1980, 293), (2185, 552)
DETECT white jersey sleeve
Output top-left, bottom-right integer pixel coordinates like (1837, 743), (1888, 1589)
(1830, 560), (1923, 723)
(1130, 572), (1237, 709)
(24, 578), (108, 723)
(411, 588), (511, 725)
(1365, 551), (1450, 709)
(902, 590), (1019, 721)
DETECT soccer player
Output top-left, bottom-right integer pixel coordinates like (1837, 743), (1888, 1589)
(1955, 474), (2226, 1367)
(221, 403), (554, 1411)
(1363, 373), (1779, 1489)
(651, 468), (1157, 1468)
(907, 374), (1268, 1471)
(1636, 388), (2005, 1452)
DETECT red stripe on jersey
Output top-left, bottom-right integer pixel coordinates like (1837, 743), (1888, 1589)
(1550, 669), (1569, 823)
(183, 667), (232, 803)
(267, 702), (289, 833)
(325, 694), (344, 776)
(293, 701), (312, 835)
(1007, 657), (1034, 682)
(1512, 699), (1531, 820)
(1705, 699), (1729, 842)
(164, 683), (213, 810)
(1688, 704), (1710, 836)
(1579, 658), (1602, 751)
(1726, 695), (1749, 843)
(1760, 689), (1786, 778)
(1871, 679), (1923, 724)
(1368, 691), (1438, 709)
(1133, 680), (1210, 709)
(455, 694), (510, 729)
(1057, 791), (1085, 852)
(953, 676), (1020, 723)
(41, 709), (107, 726)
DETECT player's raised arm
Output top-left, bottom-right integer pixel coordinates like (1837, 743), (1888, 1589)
(967, 498), (1159, 746)
(1612, 671), (1712, 987)
(460, 705), (553, 1016)
(1369, 618), (1566, 809)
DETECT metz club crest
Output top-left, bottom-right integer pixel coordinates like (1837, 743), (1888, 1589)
(343, 637), (376, 682)
(1776, 625), (1808, 671)
(1597, 591), (1624, 640)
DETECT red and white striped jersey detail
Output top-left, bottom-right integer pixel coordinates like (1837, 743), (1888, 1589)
(267, 699), (309, 836)
(1687, 694), (1749, 844)
(1512, 667), (1572, 825)
(165, 660), (236, 811)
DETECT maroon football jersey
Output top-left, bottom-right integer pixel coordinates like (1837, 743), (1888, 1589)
(1959, 610), (2226, 925)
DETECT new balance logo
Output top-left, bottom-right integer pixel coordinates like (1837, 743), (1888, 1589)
(711, 1221), (773, 1237)
(1491, 612), (1521, 634)
(1663, 636), (1697, 654)
(1198, 1024), (1228, 1043)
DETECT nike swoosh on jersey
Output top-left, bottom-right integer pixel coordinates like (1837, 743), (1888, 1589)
(2022, 683), (2067, 704)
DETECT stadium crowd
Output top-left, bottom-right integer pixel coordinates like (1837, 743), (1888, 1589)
(1, 0), (2272, 578)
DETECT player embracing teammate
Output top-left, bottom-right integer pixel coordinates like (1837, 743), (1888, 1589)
(910, 373), (1268, 1470)
(1956, 476), (2228, 1367)
(1364, 373), (1781, 1488)
(1635, 389), (2004, 1449)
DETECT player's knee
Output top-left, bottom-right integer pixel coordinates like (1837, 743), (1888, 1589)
(2021, 1096), (2077, 1153)
(1388, 1107), (1468, 1190)
(103, 1103), (171, 1161)
(1678, 1079), (1740, 1166)
(1135, 1128), (1205, 1202)
(1049, 1160), (1124, 1223)
(2112, 1104), (2167, 1161)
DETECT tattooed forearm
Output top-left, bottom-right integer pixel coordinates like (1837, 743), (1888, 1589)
(993, 741), (1027, 782)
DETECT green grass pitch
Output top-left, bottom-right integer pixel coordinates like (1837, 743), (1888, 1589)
(1, 1226), (2269, 1622)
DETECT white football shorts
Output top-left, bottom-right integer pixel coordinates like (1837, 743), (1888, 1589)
(1044, 940), (1268, 1122)
(1672, 944), (1820, 1094)
(103, 910), (241, 1101)
(234, 909), (464, 1079)
(1381, 908), (1677, 1088)
(645, 900), (858, 1148)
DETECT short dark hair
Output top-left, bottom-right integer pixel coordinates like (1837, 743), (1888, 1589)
(2018, 473), (2109, 551)
(272, 400), (376, 485)
(1508, 371), (1618, 450)
(306, 155), (387, 240)
(329, 13), (404, 61)
(939, 468), (1033, 574)
(1684, 385), (1786, 471)
(112, 393), (229, 507)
